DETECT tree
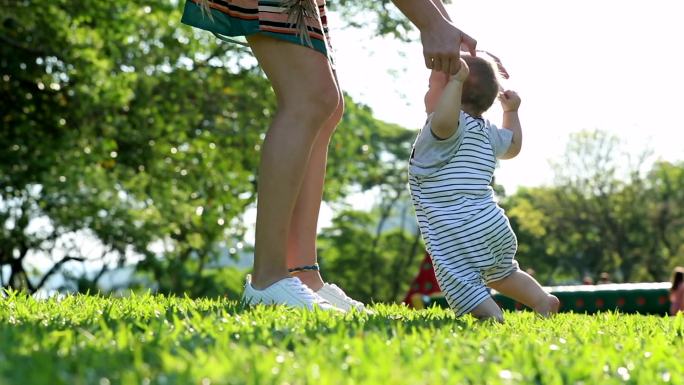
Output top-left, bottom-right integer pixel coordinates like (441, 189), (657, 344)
(0, 0), (417, 295)
(504, 130), (684, 284)
(333, 0), (416, 41)
(319, 108), (423, 303)
(1, 0), (271, 293)
(643, 161), (684, 277)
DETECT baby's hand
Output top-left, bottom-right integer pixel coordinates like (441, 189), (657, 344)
(498, 90), (521, 112)
(449, 59), (469, 83)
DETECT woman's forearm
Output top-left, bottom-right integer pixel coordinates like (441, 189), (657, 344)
(430, 0), (451, 21)
(391, 0), (445, 30)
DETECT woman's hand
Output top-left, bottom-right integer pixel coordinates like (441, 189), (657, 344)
(420, 20), (477, 74)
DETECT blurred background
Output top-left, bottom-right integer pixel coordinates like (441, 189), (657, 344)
(2, 0), (683, 303)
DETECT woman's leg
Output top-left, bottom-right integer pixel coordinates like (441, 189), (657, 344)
(246, 34), (341, 290)
(282, 75), (367, 312)
(286, 81), (344, 291)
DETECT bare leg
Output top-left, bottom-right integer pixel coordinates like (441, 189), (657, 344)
(470, 297), (504, 323)
(487, 270), (560, 316)
(246, 34), (341, 290)
(286, 85), (344, 291)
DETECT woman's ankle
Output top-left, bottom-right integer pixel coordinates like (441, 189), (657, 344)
(291, 270), (324, 291)
(250, 272), (290, 290)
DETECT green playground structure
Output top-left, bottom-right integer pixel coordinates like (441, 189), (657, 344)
(421, 282), (672, 315)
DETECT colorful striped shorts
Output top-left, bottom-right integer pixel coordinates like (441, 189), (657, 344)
(181, 0), (333, 63)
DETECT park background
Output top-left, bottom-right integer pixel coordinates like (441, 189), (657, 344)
(2, 0), (684, 304)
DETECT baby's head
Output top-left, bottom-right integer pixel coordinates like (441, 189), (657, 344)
(460, 55), (501, 117)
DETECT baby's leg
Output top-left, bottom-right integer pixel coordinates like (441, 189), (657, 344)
(488, 270), (560, 317)
(470, 297), (504, 323)
(438, 270), (503, 322)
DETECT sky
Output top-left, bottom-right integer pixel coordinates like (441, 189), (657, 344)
(329, 0), (684, 194)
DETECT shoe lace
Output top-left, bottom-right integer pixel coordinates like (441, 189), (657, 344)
(327, 283), (363, 306)
(287, 278), (326, 303)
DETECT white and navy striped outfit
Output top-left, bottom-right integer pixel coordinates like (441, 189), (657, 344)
(408, 111), (519, 316)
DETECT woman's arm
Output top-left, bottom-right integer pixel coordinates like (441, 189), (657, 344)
(391, 0), (476, 74)
(430, 0), (451, 21)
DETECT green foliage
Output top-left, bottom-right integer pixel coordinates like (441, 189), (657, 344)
(646, 161), (684, 272)
(504, 130), (684, 284)
(0, 0), (417, 295)
(2, 0), (684, 301)
(319, 208), (422, 304)
(1, 0), (273, 293)
(1, 292), (683, 385)
(320, 112), (421, 304)
(332, 0), (415, 41)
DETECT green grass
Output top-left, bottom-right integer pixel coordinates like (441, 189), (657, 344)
(1, 291), (682, 385)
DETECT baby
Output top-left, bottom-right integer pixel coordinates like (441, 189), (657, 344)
(408, 56), (559, 321)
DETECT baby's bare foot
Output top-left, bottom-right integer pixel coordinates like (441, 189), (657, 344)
(534, 294), (560, 317)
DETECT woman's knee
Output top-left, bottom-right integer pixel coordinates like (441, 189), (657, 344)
(324, 92), (345, 132)
(308, 91), (343, 146)
(288, 82), (340, 126)
(332, 92), (345, 123)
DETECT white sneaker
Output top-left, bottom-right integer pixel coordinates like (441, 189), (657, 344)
(316, 283), (367, 312)
(242, 275), (340, 311)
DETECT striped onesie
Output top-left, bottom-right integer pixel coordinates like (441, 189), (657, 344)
(408, 110), (519, 316)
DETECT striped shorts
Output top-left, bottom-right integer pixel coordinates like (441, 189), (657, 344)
(181, 0), (333, 63)
(409, 186), (520, 316)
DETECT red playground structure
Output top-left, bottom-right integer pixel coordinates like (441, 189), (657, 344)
(402, 252), (441, 308)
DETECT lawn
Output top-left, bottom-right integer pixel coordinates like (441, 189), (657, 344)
(1, 291), (682, 385)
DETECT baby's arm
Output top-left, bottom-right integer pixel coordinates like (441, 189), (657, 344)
(424, 70), (449, 114)
(431, 59), (468, 139)
(499, 90), (522, 159)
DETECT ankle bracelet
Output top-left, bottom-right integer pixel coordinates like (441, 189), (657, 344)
(288, 263), (320, 274)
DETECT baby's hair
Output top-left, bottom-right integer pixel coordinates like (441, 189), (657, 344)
(671, 267), (684, 292)
(461, 55), (501, 117)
